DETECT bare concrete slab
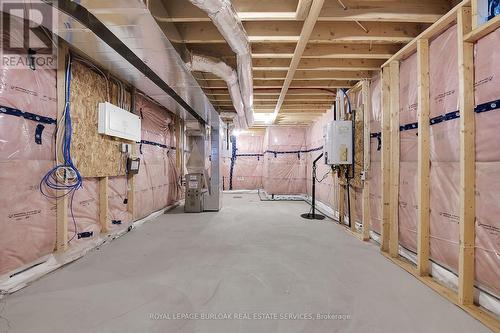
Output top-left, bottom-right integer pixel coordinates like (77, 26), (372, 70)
(0, 194), (491, 332)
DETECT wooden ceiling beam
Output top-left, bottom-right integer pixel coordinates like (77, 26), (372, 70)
(298, 58), (384, 70)
(254, 69), (371, 80)
(252, 43), (401, 59)
(254, 102), (333, 108)
(317, 0), (450, 23)
(254, 88), (335, 95)
(253, 58), (383, 70)
(158, 0), (449, 23)
(173, 21), (427, 44)
(250, 79), (353, 89)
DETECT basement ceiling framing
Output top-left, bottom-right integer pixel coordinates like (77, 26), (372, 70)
(151, 0), (461, 125)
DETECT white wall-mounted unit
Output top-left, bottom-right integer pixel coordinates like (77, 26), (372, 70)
(324, 120), (353, 165)
(98, 102), (141, 142)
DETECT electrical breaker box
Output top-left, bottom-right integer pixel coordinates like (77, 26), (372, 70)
(98, 102), (141, 142)
(324, 120), (353, 165)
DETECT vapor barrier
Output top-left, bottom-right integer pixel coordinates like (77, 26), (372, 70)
(263, 127), (308, 195)
(223, 127), (308, 195)
(399, 52), (419, 253)
(428, 25), (460, 275)
(230, 132), (264, 190)
(473, 27), (500, 296)
(0, 24), (180, 276)
(0, 24), (58, 275)
(369, 75), (382, 234)
(135, 95), (180, 220)
(306, 108), (338, 213)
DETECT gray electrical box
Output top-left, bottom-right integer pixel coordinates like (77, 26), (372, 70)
(184, 173), (205, 213)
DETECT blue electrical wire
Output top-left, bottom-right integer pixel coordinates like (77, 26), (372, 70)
(40, 53), (82, 242)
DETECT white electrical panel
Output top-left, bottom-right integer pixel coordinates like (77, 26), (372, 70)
(98, 102), (141, 142)
(324, 120), (353, 165)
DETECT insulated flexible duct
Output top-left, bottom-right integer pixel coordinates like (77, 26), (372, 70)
(187, 0), (254, 127)
(186, 54), (247, 129)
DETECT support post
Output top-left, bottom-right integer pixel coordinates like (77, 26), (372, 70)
(99, 176), (109, 233)
(389, 60), (400, 258)
(362, 80), (371, 241)
(127, 144), (136, 219)
(55, 41), (68, 252)
(417, 39), (431, 276)
(380, 67), (391, 253)
(457, 5), (475, 306)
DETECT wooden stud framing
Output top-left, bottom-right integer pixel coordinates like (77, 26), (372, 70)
(382, 1), (471, 67)
(349, 186), (356, 232)
(339, 184), (345, 225)
(465, 15), (500, 42)
(457, 5), (475, 306)
(127, 143), (136, 219)
(380, 67), (391, 253)
(361, 80), (371, 241)
(55, 41), (69, 252)
(416, 39), (430, 276)
(389, 60), (400, 258)
(99, 176), (109, 233)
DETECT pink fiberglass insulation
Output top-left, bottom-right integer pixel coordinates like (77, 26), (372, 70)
(232, 133), (264, 190)
(398, 52), (419, 252)
(306, 107), (339, 211)
(0, 24), (58, 275)
(134, 95), (180, 219)
(108, 176), (133, 230)
(369, 75), (382, 233)
(263, 127), (307, 195)
(473, 28), (500, 296)
(222, 156), (231, 190)
(429, 25), (460, 273)
(67, 178), (100, 243)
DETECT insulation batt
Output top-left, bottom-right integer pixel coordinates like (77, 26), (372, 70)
(263, 127), (307, 195)
(0, 18), (180, 276)
(134, 95), (180, 220)
(231, 133), (264, 190)
(0, 24), (57, 275)
(398, 52), (419, 253)
(428, 25), (460, 275)
(369, 75), (382, 233)
(473, 27), (500, 296)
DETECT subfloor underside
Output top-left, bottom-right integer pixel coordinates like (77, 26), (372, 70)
(0, 194), (490, 332)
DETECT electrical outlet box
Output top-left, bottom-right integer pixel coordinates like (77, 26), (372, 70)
(120, 143), (132, 153)
(98, 102), (141, 142)
(324, 120), (353, 165)
(127, 157), (140, 174)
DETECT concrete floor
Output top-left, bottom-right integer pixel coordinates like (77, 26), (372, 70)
(0, 194), (490, 333)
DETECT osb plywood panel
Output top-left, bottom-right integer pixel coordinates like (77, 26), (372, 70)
(339, 91), (364, 189)
(70, 61), (131, 177)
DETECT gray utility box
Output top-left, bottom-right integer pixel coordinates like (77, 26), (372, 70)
(184, 173), (205, 213)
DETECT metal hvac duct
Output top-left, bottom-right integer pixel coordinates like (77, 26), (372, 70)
(186, 0), (254, 127)
(186, 54), (247, 129)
